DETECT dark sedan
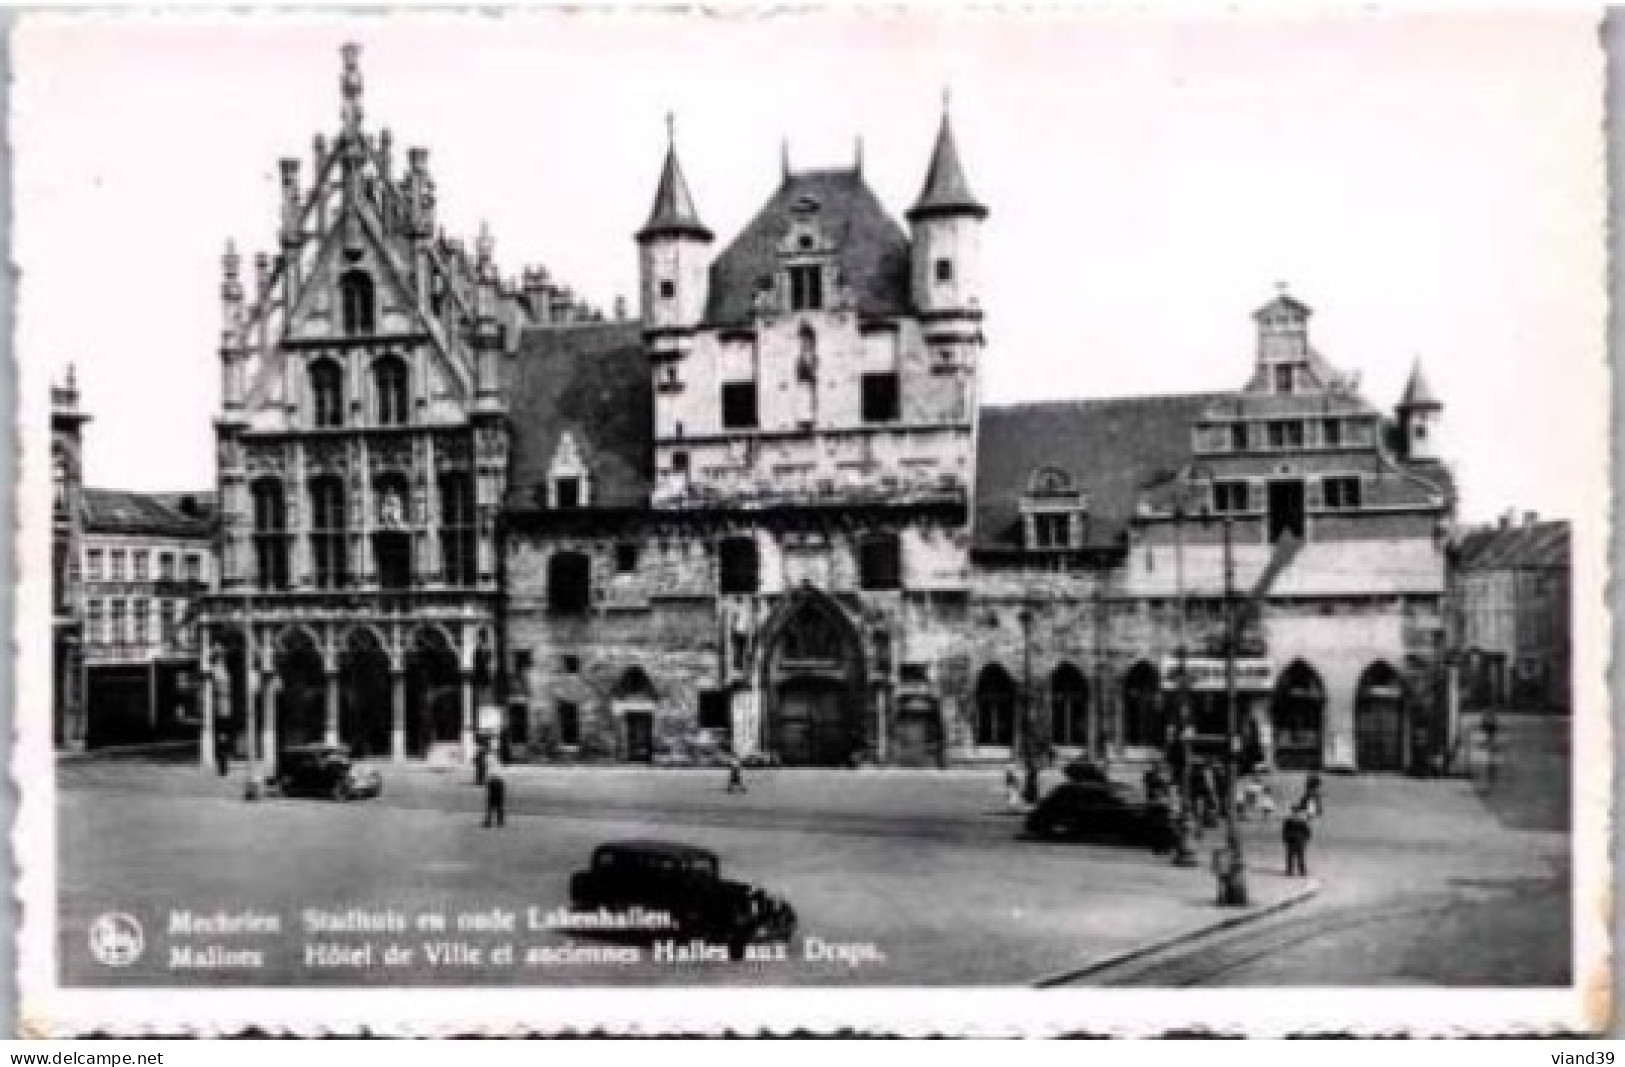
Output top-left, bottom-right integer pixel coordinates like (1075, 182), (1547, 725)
(568, 840), (797, 959)
(275, 744), (383, 801)
(1024, 779), (1174, 849)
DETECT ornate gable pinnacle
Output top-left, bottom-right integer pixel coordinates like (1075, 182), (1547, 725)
(340, 42), (364, 137)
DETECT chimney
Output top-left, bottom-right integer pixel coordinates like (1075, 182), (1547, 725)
(1523, 510), (1538, 527)
(1498, 509), (1514, 530)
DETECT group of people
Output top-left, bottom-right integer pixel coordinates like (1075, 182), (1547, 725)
(1142, 747), (1324, 877)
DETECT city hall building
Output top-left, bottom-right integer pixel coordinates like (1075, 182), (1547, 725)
(198, 48), (1456, 775)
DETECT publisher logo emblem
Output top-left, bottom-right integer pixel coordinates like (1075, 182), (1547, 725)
(88, 912), (144, 967)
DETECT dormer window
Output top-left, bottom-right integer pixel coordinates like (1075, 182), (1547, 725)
(1275, 365), (1295, 394)
(935, 258), (953, 283)
(1021, 467), (1086, 550)
(789, 264), (823, 311)
(548, 432), (590, 509)
(659, 279), (676, 300)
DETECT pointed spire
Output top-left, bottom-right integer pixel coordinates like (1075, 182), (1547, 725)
(781, 137), (791, 184)
(1400, 358), (1442, 410)
(854, 135), (864, 175)
(340, 42), (364, 137)
(908, 94), (987, 222)
(637, 114), (713, 244)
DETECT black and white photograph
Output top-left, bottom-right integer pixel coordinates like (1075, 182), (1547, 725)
(16, 9), (1608, 1035)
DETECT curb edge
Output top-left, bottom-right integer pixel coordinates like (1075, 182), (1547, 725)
(1032, 878), (1324, 988)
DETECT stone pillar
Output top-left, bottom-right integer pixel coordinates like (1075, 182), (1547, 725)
(390, 669), (407, 762)
(459, 671), (475, 761)
(245, 651), (261, 763)
(324, 670), (341, 747)
(199, 670), (216, 771)
(259, 677), (280, 780)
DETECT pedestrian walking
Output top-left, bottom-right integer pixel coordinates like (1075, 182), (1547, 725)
(473, 737), (489, 787)
(1282, 802), (1312, 877)
(726, 752), (748, 794)
(1192, 761), (1218, 829)
(482, 756), (506, 828)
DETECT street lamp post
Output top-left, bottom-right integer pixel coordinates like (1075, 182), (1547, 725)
(242, 588), (261, 802)
(1215, 508), (1248, 906)
(1168, 500), (1198, 867)
(1019, 604), (1041, 805)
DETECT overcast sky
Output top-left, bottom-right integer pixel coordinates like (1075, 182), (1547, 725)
(15, 10), (1606, 524)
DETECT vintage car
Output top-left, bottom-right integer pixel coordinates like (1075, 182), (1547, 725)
(568, 840), (797, 959)
(275, 744), (384, 801)
(1024, 779), (1174, 849)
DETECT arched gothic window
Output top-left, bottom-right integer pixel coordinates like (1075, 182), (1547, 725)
(373, 356), (409, 426)
(310, 359), (345, 429)
(1050, 662), (1090, 747)
(340, 270), (376, 335)
(975, 665), (1017, 747)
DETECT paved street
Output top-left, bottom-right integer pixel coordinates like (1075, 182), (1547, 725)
(57, 713), (1570, 987)
(1072, 712), (1572, 986)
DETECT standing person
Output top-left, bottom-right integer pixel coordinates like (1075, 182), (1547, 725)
(1299, 772), (1324, 818)
(1004, 764), (1024, 811)
(482, 753), (506, 829)
(1481, 708), (1501, 770)
(726, 751), (747, 794)
(1282, 802), (1313, 877)
(214, 727), (233, 778)
(473, 736), (489, 787)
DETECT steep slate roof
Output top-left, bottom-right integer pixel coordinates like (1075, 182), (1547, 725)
(1399, 361), (1442, 409)
(83, 489), (216, 538)
(704, 169), (913, 328)
(1253, 292), (1312, 321)
(636, 144), (712, 244)
(505, 322), (653, 510)
(907, 114), (987, 221)
(974, 394), (1227, 550)
(1457, 519), (1570, 571)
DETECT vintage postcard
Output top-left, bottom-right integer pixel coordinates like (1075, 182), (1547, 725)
(13, 9), (1610, 1036)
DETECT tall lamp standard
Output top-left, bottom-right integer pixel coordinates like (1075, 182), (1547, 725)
(1192, 469), (1248, 906)
(1018, 604), (1041, 805)
(1167, 488), (1199, 868)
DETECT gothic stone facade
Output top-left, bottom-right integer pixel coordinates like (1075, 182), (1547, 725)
(205, 48), (1456, 774)
(196, 46), (604, 772)
(502, 123), (1456, 772)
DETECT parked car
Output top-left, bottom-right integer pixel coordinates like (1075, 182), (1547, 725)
(1024, 779), (1174, 849)
(276, 744), (383, 801)
(568, 840), (797, 959)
